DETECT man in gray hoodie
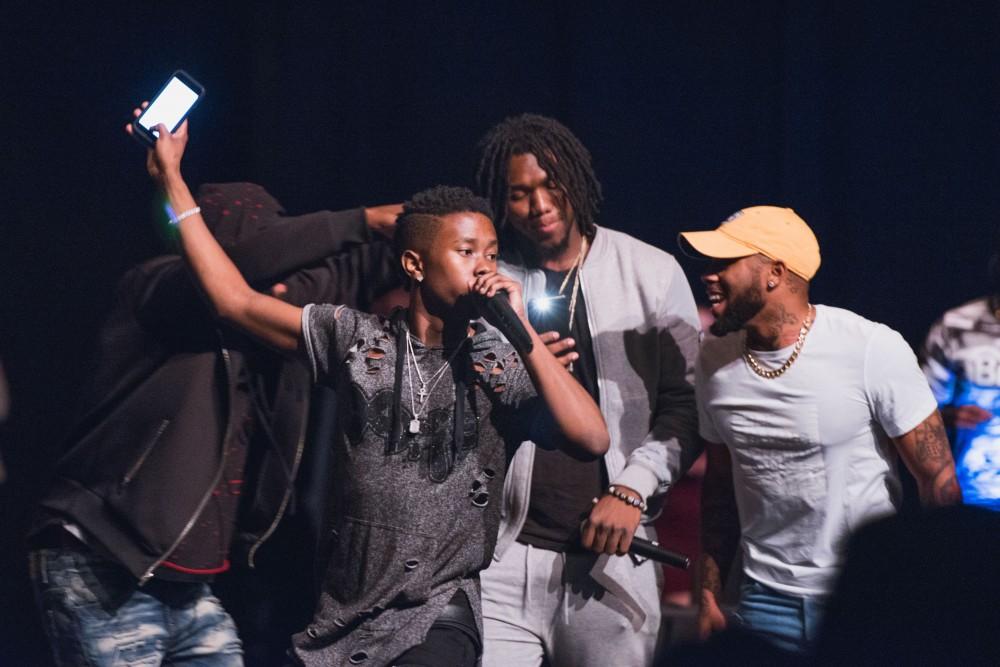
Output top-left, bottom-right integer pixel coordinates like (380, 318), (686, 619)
(475, 114), (702, 666)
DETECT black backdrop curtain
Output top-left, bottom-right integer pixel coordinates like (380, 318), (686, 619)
(3, 2), (998, 661)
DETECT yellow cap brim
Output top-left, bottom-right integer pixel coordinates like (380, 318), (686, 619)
(678, 230), (756, 260)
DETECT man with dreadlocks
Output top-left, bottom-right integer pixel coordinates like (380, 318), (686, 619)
(475, 114), (702, 665)
(131, 111), (609, 666)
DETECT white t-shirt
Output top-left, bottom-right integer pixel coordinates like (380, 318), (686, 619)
(696, 305), (937, 597)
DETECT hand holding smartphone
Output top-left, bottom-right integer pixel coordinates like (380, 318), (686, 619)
(131, 70), (204, 147)
(527, 295), (572, 341)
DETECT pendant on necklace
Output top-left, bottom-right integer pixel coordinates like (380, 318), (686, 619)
(417, 386), (428, 403)
(408, 418), (421, 435)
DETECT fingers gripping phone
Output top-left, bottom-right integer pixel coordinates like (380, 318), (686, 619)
(132, 70), (204, 147)
(527, 294), (572, 340)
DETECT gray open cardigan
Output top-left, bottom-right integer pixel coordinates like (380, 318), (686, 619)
(496, 225), (703, 561)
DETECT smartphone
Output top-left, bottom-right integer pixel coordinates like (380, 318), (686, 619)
(132, 70), (205, 147)
(527, 294), (572, 340)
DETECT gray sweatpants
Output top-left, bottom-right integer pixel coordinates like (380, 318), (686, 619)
(481, 540), (662, 667)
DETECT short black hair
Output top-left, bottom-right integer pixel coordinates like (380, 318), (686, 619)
(475, 114), (602, 240)
(394, 185), (494, 256)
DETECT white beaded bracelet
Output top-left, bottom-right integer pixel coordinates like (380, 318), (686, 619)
(608, 485), (648, 512)
(170, 206), (201, 225)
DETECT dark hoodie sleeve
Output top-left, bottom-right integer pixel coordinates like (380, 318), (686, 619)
(196, 182), (373, 282)
(135, 183), (374, 330)
(224, 208), (372, 286)
(276, 237), (401, 309)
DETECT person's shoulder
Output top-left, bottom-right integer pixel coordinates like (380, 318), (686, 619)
(594, 226), (680, 264)
(467, 322), (524, 391)
(347, 307), (393, 332)
(816, 305), (911, 355)
(591, 227), (685, 290)
(308, 303), (391, 332)
(468, 320), (513, 355)
(497, 256), (531, 280)
(938, 296), (992, 331)
(816, 304), (883, 334)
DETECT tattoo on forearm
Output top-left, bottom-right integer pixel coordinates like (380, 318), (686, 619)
(905, 415), (962, 507)
(913, 419), (949, 465)
(932, 472), (962, 506)
(698, 555), (724, 597)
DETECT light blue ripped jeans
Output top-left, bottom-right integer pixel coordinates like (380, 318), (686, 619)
(29, 547), (243, 666)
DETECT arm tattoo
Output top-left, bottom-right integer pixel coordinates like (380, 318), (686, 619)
(899, 414), (962, 507)
(913, 419), (949, 465)
(698, 554), (724, 598)
(933, 472), (962, 506)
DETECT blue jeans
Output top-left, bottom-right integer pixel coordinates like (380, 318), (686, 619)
(29, 546), (243, 666)
(732, 577), (827, 654)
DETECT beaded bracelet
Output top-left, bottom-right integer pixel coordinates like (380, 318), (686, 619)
(608, 485), (648, 512)
(169, 205), (201, 225)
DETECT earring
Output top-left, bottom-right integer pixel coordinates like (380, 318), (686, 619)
(767, 281), (776, 289)
(415, 274), (424, 283)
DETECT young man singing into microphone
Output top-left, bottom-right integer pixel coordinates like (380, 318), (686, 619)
(127, 110), (608, 667)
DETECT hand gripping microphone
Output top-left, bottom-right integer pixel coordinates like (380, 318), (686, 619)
(480, 290), (533, 357)
(629, 536), (690, 570)
(580, 518), (690, 569)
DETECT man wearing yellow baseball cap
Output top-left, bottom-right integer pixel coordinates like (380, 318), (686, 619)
(679, 206), (819, 339)
(679, 206), (960, 656)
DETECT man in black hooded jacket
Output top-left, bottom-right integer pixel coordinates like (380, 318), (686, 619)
(28, 182), (400, 666)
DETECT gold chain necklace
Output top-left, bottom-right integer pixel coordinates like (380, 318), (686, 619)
(743, 304), (814, 379)
(556, 235), (589, 329)
(552, 236), (589, 373)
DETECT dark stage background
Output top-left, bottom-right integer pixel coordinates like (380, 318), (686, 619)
(2, 2), (999, 662)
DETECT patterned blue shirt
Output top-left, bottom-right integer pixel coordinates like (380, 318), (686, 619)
(922, 297), (1000, 510)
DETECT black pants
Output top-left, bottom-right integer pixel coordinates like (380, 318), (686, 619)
(284, 591), (480, 667)
(393, 590), (480, 667)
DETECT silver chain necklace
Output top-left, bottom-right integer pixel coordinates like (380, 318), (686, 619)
(743, 304), (814, 379)
(405, 333), (466, 434)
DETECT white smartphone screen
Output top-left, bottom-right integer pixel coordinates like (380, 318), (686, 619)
(138, 77), (200, 137)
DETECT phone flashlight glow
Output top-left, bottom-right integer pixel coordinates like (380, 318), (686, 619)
(139, 77), (199, 137)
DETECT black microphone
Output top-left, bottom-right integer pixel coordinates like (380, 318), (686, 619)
(480, 290), (533, 357)
(578, 518), (689, 569)
(629, 536), (690, 570)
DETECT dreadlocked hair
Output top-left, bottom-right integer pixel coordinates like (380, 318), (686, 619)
(475, 113), (603, 241)
(394, 185), (495, 257)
